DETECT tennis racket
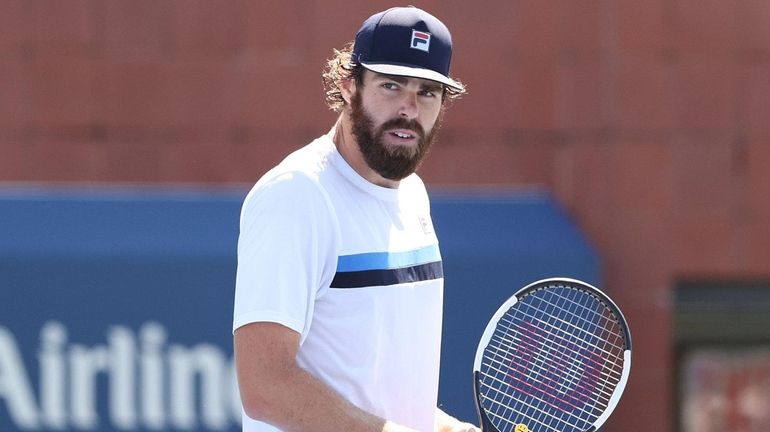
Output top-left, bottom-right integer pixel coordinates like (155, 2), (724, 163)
(472, 278), (631, 432)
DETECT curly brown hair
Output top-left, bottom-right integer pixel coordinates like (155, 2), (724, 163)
(322, 42), (466, 113)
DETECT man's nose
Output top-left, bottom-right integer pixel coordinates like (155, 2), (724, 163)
(398, 93), (419, 119)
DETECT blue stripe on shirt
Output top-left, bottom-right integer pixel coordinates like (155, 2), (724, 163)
(335, 244), (441, 272)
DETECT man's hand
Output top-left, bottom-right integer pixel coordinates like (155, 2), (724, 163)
(434, 408), (481, 432)
(382, 420), (420, 432)
(439, 423), (481, 432)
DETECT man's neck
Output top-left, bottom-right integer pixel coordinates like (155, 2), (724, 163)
(330, 115), (400, 189)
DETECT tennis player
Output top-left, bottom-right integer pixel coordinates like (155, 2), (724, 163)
(233, 6), (477, 432)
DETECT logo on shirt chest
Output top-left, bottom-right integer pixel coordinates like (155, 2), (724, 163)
(418, 215), (434, 235)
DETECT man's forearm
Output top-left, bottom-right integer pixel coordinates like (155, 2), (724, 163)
(241, 360), (416, 432)
(235, 322), (420, 431)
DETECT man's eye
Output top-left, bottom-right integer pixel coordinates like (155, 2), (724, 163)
(382, 82), (399, 90)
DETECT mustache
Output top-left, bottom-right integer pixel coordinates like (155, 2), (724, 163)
(378, 117), (425, 139)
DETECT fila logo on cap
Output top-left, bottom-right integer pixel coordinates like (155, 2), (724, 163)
(410, 30), (431, 52)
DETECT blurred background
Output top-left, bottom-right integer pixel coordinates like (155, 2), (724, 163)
(1, 1), (770, 431)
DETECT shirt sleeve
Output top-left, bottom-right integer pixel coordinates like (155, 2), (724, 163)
(232, 171), (338, 343)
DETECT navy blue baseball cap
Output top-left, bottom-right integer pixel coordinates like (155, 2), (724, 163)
(353, 6), (463, 91)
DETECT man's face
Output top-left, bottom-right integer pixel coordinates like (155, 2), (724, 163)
(348, 71), (444, 181)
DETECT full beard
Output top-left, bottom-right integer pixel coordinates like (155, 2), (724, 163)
(349, 92), (441, 181)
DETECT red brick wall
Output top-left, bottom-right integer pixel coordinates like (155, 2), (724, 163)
(3, 1), (770, 430)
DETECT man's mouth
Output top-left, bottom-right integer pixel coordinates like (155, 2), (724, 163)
(389, 129), (417, 140)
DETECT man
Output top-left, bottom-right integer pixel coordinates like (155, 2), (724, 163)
(233, 6), (477, 432)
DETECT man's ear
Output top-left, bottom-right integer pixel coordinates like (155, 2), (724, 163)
(339, 77), (356, 105)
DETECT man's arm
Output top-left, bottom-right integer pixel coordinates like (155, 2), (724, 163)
(234, 322), (417, 432)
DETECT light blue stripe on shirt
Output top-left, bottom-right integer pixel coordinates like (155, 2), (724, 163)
(336, 244), (441, 272)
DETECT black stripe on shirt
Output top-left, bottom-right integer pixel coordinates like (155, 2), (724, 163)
(330, 261), (444, 289)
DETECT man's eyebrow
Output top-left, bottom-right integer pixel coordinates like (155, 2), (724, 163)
(374, 73), (409, 84)
(421, 82), (443, 92)
(375, 73), (444, 92)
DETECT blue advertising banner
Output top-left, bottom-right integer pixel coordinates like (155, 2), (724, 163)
(0, 187), (599, 431)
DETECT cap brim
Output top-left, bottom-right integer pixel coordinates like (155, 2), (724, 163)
(360, 62), (463, 91)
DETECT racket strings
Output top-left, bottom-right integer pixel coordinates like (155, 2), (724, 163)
(496, 308), (624, 377)
(515, 292), (626, 369)
(524, 287), (626, 353)
(480, 351), (599, 432)
(487, 328), (618, 406)
(482, 334), (617, 416)
(487, 325), (614, 397)
(481, 343), (607, 429)
(480, 351), (608, 430)
(496, 291), (626, 393)
(521, 287), (626, 365)
(477, 286), (629, 432)
(484, 312), (620, 426)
